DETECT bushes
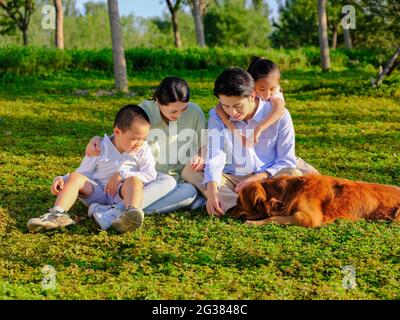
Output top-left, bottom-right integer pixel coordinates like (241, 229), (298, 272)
(0, 45), (383, 76)
(70, 49), (114, 73)
(0, 46), (71, 76)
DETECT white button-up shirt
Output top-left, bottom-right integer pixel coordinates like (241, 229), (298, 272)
(203, 99), (296, 186)
(75, 134), (157, 187)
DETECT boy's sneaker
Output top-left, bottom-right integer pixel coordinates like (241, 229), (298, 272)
(88, 203), (124, 217)
(88, 203), (124, 230)
(27, 208), (75, 232)
(111, 206), (144, 233)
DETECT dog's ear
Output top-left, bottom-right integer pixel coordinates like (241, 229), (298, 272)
(235, 183), (266, 211)
(277, 178), (288, 190)
(269, 197), (283, 213)
(229, 183), (268, 220)
(247, 182), (267, 207)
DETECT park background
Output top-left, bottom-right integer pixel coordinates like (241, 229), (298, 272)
(0, 0), (399, 299)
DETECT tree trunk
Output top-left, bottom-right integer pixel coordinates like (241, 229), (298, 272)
(54, 0), (64, 49)
(191, 0), (206, 47)
(107, 0), (128, 93)
(166, 0), (182, 48)
(22, 28), (28, 46)
(318, 0), (331, 71)
(373, 46), (400, 87)
(387, 60), (400, 76)
(171, 11), (182, 48)
(332, 25), (337, 49)
(343, 28), (352, 49)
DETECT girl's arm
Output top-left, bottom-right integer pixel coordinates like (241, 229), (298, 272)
(215, 103), (236, 131)
(257, 97), (286, 132)
(253, 86), (286, 144)
(215, 103), (248, 146)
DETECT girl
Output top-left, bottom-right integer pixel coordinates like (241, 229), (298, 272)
(216, 57), (319, 175)
(216, 57), (285, 146)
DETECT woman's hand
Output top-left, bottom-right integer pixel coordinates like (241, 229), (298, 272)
(235, 172), (270, 193)
(105, 173), (122, 196)
(85, 136), (101, 157)
(51, 176), (64, 196)
(190, 154), (205, 172)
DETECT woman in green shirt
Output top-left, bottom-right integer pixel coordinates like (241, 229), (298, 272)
(85, 77), (207, 216)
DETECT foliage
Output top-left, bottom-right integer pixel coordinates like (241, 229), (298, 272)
(271, 0), (400, 50)
(204, 0), (271, 48)
(0, 46), (391, 77)
(0, 0), (195, 49)
(352, 0), (400, 50)
(0, 65), (399, 299)
(0, 0), (35, 45)
(270, 0), (319, 48)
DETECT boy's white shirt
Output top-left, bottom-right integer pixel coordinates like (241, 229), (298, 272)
(57, 134), (157, 188)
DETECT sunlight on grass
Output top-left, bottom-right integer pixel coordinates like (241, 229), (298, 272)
(0, 68), (399, 299)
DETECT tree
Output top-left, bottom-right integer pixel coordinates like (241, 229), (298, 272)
(251, 0), (262, 10)
(54, 0), (63, 49)
(343, 27), (352, 49)
(188, 0), (207, 47)
(270, 0), (319, 48)
(373, 46), (400, 86)
(326, 1), (345, 49)
(0, 0), (35, 45)
(204, 0), (271, 48)
(358, 0), (400, 86)
(166, 0), (183, 48)
(318, 0), (330, 71)
(63, 0), (78, 17)
(107, 0), (128, 93)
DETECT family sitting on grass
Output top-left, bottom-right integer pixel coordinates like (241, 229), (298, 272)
(27, 58), (319, 233)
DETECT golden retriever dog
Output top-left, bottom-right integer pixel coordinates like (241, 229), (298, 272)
(228, 174), (400, 228)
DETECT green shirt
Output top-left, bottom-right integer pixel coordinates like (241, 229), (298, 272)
(139, 100), (207, 180)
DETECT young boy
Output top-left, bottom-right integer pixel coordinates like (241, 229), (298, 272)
(27, 105), (157, 233)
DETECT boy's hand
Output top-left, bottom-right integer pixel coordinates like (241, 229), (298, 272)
(51, 176), (64, 196)
(105, 173), (122, 196)
(86, 136), (101, 157)
(190, 154), (205, 172)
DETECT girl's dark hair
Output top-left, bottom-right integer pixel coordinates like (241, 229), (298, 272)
(247, 56), (280, 82)
(214, 67), (255, 98)
(152, 76), (190, 105)
(114, 104), (150, 132)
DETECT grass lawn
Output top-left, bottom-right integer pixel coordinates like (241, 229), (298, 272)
(0, 67), (399, 299)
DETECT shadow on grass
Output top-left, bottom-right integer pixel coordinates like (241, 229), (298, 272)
(0, 114), (112, 157)
(0, 187), (100, 234)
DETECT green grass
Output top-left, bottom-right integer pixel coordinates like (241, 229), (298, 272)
(0, 67), (399, 300)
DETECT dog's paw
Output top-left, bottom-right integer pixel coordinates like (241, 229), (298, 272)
(244, 220), (259, 226)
